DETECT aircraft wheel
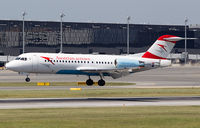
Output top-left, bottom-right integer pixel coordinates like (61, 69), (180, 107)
(25, 77), (30, 82)
(86, 79), (94, 86)
(98, 79), (105, 86)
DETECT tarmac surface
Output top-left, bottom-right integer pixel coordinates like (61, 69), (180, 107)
(1, 65), (200, 108)
(0, 96), (200, 109)
(1, 65), (200, 87)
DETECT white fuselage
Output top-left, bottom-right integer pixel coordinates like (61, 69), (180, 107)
(5, 52), (171, 77)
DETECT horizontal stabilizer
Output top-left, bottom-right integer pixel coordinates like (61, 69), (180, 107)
(163, 37), (184, 41)
(163, 37), (197, 41)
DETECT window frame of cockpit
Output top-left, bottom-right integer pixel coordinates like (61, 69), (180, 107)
(15, 57), (28, 61)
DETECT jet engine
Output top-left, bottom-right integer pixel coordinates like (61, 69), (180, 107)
(115, 58), (144, 69)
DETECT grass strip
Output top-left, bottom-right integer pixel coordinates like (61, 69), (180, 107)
(0, 88), (200, 98)
(0, 106), (200, 128)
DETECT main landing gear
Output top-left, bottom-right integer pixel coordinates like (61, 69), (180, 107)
(86, 75), (105, 86)
(86, 77), (94, 86)
(98, 79), (105, 86)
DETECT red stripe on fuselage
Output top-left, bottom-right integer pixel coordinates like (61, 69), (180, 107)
(142, 51), (166, 59)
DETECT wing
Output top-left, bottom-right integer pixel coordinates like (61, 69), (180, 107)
(76, 66), (143, 79)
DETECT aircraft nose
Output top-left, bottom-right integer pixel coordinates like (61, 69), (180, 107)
(5, 61), (16, 71)
(5, 62), (12, 70)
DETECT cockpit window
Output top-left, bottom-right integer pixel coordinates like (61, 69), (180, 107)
(15, 57), (21, 60)
(17, 57), (27, 61)
(15, 57), (27, 61)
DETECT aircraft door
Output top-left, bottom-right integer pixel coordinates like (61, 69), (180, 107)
(32, 54), (38, 73)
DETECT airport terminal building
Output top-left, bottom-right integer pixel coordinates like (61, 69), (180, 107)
(0, 20), (200, 55)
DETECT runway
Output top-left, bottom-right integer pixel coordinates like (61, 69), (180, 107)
(0, 66), (200, 109)
(0, 96), (200, 109)
(1, 65), (200, 87)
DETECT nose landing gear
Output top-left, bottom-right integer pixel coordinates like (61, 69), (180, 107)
(25, 76), (30, 82)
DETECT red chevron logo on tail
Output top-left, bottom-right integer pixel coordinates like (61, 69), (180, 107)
(157, 44), (167, 52)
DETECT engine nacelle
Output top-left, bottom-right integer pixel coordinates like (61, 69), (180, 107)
(160, 59), (172, 67)
(142, 59), (171, 68)
(115, 58), (144, 69)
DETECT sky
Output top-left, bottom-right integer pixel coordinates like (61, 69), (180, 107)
(0, 0), (199, 25)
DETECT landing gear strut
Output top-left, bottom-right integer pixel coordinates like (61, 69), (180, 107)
(86, 76), (94, 86)
(25, 76), (30, 82)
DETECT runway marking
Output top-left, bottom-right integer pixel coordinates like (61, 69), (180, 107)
(0, 96), (200, 109)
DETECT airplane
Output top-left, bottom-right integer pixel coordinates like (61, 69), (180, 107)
(5, 35), (184, 86)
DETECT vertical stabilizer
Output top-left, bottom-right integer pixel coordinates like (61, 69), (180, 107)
(142, 35), (184, 59)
